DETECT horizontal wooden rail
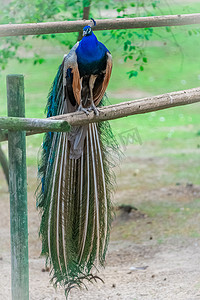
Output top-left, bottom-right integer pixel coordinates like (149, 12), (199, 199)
(51, 87), (200, 125)
(0, 87), (200, 142)
(0, 117), (70, 134)
(0, 14), (200, 37)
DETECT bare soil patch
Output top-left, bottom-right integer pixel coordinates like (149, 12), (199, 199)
(0, 143), (200, 300)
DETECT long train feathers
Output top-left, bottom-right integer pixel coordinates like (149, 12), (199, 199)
(36, 61), (119, 296)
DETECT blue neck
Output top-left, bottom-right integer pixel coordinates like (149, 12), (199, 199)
(79, 32), (98, 54)
(76, 31), (108, 76)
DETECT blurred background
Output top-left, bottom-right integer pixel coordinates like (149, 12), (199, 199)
(0, 0), (200, 299)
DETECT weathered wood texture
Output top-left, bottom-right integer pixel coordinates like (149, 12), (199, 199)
(7, 75), (29, 300)
(0, 130), (7, 142)
(0, 87), (200, 140)
(0, 116), (71, 132)
(0, 144), (9, 185)
(0, 13), (200, 37)
(50, 87), (200, 126)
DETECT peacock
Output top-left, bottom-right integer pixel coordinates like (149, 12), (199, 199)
(36, 18), (118, 298)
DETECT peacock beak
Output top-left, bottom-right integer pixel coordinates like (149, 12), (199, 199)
(83, 31), (86, 36)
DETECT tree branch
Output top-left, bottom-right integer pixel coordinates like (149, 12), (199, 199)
(0, 87), (200, 142)
(1, 14), (200, 37)
(77, 0), (92, 41)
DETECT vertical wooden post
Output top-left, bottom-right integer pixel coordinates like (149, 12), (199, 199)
(0, 144), (9, 185)
(7, 75), (29, 300)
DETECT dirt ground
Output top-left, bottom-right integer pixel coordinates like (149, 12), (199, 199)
(0, 139), (200, 300)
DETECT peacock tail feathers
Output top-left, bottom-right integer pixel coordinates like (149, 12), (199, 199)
(36, 63), (119, 297)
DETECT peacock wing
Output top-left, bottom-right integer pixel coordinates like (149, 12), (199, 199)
(62, 42), (88, 159)
(63, 42), (81, 109)
(93, 52), (112, 106)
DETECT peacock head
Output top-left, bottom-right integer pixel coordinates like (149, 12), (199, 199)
(83, 25), (92, 36)
(83, 18), (96, 37)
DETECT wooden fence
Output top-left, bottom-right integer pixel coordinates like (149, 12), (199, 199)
(0, 14), (200, 300)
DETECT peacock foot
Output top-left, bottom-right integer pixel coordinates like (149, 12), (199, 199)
(88, 103), (100, 116)
(77, 104), (89, 115)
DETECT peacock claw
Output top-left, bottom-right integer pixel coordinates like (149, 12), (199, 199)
(88, 103), (99, 116)
(78, 104), (89, 115)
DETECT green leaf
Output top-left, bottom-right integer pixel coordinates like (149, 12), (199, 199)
(143, 57), (148, 63)
(124, 42), (128, 51)
(152, 2), (157, 8)
(136, 55), (141, 61)
(130, 45), (136, 51)
(38, 58), (45, 64)
(140, 65), (144, 71)
(127, 70), (138, 78)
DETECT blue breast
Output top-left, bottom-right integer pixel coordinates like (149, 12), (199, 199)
(76, 33), (109, 77)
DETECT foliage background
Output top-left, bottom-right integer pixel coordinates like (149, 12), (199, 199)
(0, 0), (199, 169)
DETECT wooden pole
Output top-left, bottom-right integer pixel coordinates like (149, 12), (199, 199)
(50, 87), (200, 126)
(7, 75), (29, 300)
(0, 144), (9, 185)
(0, 86), (200, 142)
(0, 130), (7, 143)
(0, 116), (71, 132)
(0, 13), (200, 37)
